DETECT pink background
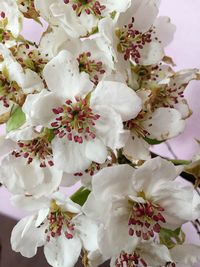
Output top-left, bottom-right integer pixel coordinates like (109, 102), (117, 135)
(0, 0), (200, 265)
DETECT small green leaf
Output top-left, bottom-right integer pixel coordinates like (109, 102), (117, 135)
(159, 227), (185, 249)
(6, 106), (26, 132)
(70, 187), (91, 206)
(144, 137), (164, 145)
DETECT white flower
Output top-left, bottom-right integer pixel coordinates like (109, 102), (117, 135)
(39, 27), (113, 83)
(0, 44), (44, 94)
(123, 107), (185, 161)
(111, 242), (172, 267)
(0, 0), (23, 38)
(90, 0), (175, 68)
(11, 192), (101, 267)
(34, 0), (131, 38)
(0, 154), (63, 198)
(0, 128), (63, 198)
(83, 157), (200, 257)
(0, 44), (44, 115)
(22, 50), (142, 173)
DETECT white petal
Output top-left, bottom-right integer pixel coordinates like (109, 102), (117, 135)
(11, 195), (50, 211)
(94, 105), (129, 150)
(138, 41), (164, 66)
(44, 235), (82, 267)
(0, 155), (63, 198)
(43, 50), (94, 100)
(22, 90), (61, 126)
(34, 0), (58, 24)
(118, 0), (158, 32)
(11, 216), (46, 258)
(142, 108), (185, 141)
(154, 16), (176, 47)
(174, 99), (191, 119)
(170, 244), (200, 266)
(0, 0), (23, 37)
(123, 134), (151, 161)
(74, 215), (99, 252)
(52, 137), (91, 173)
(153, 183), (200, 228)
(91, 81), (142, 121)
(139, 242), (172, 266)
(101, 0), (131, 13)
(132, 157), (180, 198)
(6, 125), (39, 141)
(98, 213), (138, 258)
(92, 165), (134, 204)
(85, 139), (108, 164)
(0, 136), (16, 157)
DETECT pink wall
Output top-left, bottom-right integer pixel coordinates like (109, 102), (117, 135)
(0, 0), (200, 265)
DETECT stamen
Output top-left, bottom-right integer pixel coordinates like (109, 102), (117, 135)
(51, 96), (100, 143)
(77, 52), (105, 85)
(63, 0), (106, 17)
(128, 200), (166, 240)
(115, 251), (147, 267)
(116, 18), (158, 64)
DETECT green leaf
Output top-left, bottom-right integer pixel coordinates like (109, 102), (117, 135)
(6, 106), (26, 132)
(70, 187), (91, 206)
(144, 137), (164, 145)
(159, 227), (185, 249)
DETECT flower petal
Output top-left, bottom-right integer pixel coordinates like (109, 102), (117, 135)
(94, 105), (129, 150)
(123, 134), (151, 161)
(52, 137), (91, 173)
(132, 157), (181, 198)
(11, 216), (46, 258)
(22, 90), (61, 126)
(85, 138), (108, 164)
(74, 215), (99, 252)
(44, 235), (82, 267)
(142, 108), (185, 140)
(91, 81), (142, 121)
(43, 50), (94, 100)
(0, 155), (63, 198)
(170, 244), (200, 266)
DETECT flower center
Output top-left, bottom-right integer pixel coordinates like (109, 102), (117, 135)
(77, 52), (105, 85)
(116, 18), (156, 64)
(125, 113), (150, 138)
(115, 251), (147, 267)
(0, 70), (25, 107)
(45, 200), (75, 241)
(51, 96), (100, 143)
(13, 47), (48, 77)
(128, 198), (166, 240)
(63, 0), (106, 17)
(12, 129), (54, 167)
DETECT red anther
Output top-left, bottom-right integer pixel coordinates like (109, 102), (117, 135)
(157, 212), (166, 223)
(148, 230), (154, 238)
(153, 223), (161, 233)
(48, 161), (54, 166)
(23, 152), (29, 158)
(1, 11), (5, 18)
(142, 232), (149, 240)
(65, 232), (73, 239)
(67, 133), (73, 141)
(129, 228), (134, 236)
(51, 122), (59, 128)
(136, 230), (141, 237)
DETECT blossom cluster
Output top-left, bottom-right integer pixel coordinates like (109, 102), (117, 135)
(0, 1), (200, 267)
